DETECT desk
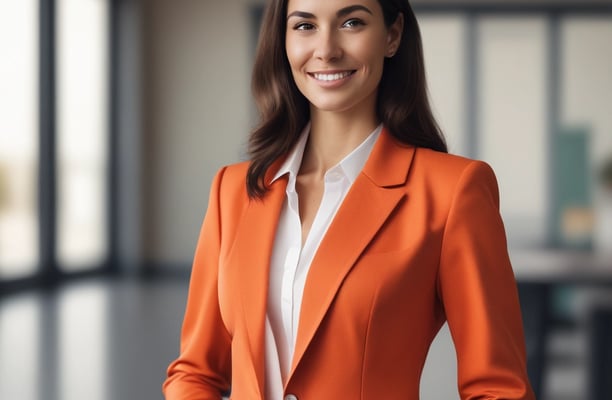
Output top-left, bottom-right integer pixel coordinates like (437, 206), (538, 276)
(510, 249), (612, 399)
(512, 249), (612, 284)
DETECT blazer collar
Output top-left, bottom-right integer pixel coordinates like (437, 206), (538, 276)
(229, 175), (286, 398)
(362, 125), (415, 187)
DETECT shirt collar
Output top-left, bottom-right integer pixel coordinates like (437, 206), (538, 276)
(272, 122), (311, 186)
(271, 122), (383, 187)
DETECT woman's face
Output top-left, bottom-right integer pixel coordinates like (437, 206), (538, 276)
(285, 0), (402, 115)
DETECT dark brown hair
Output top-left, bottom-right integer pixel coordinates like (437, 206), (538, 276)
(247, 0), (447, 198)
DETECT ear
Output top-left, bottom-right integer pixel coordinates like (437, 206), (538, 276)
(385, 13), (404, 58)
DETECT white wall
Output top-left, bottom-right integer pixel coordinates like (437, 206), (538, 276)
(419, 15), (467, 156)
(141, 0), (262, 267)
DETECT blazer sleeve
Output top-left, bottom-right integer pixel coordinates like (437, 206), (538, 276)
(438, 161), (535, 400)
(163, 167), (232, 399)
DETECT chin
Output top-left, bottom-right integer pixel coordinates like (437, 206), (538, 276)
(311, 99), (372, 115)
(307, 97), (355, 113)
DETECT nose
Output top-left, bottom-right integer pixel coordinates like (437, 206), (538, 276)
(313, 29), (342, 61)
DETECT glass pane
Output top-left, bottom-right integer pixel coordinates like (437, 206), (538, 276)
(418, 14), (468, 156)
(477, 16), (549, 247)
(561, 17), (612, 252)
(0, 0), (39, 279)
(56, 0), (109, 271)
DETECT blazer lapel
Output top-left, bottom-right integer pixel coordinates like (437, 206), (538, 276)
(288, 129), (416, 378)
(228, 161), (287, 398)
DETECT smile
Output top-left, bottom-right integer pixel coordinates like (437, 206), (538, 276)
(311, 71), (355, 82)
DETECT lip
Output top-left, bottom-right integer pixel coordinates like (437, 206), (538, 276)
(308, 70), (356, 88)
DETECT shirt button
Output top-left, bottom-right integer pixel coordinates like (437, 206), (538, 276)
(284, 395), (298, 400)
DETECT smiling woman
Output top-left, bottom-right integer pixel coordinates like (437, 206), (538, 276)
(285, 1), (398, 120)
(163, 1), (535, 399)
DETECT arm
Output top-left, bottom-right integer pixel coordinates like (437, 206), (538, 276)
(163, 167), (232, 399)
(438, 161), (535, 400)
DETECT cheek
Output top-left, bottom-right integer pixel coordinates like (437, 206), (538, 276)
(352, 45), (386, 80)
(285, 39), (306, 72)
(351, 35), (387, 67)
(370, 38), (389, 65)
(369, 47), (388, 79)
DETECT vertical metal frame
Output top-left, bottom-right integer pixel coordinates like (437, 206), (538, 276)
(107, 0), (120, 274)
(39, 0), (58, 287)
(547, 13), (562, 248)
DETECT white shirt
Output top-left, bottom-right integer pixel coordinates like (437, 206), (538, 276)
(264, 123), (383, 398)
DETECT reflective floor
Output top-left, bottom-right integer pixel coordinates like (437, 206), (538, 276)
(0, 276), (586, 400)
(0, 277), (186, 400)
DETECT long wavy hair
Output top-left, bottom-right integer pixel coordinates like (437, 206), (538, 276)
(247, 0), (447, 198)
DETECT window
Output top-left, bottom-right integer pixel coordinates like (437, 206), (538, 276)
(0, 0), (111, 285)
(477, 16), (550, 247)
(56, 0), (110, 271)
(560, 17), (612, 250)
(0, 0), (40, 279)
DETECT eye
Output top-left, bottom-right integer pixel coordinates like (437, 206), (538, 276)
(342, 18), (365, 29)
(293, 22), (315, 31)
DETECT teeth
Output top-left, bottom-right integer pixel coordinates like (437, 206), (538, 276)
(313, 71), (352, 81)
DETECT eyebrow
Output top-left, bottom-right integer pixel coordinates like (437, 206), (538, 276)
(287, 5), (373, 20)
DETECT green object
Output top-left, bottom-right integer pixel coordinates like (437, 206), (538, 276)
(552, 126), (592, 248)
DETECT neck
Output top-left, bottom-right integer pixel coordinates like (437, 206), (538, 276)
(300, 108), (380, 176)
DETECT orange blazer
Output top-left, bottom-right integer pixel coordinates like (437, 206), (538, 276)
(163, 127), (535, 399)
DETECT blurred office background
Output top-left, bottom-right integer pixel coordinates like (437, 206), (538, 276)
(1, 0), (611, 399)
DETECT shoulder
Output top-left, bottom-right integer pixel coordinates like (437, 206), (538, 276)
(407, 148), (500, 208)
(204, 161), (251, 230)
(411, 148), (497, 187)
(217, 160), (250, 186)
(209, 160), (250, 203)
(412, 147), (489, 173)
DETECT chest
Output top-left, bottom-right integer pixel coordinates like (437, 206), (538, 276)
(295, 174), (324, 246)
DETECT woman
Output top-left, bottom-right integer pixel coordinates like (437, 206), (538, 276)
(163, 0), (535, 398)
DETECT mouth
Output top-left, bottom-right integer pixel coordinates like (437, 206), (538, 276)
(309, 70), (356, 82)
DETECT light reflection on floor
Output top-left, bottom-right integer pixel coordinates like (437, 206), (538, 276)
(58, 284), (109, 400)
(0, 293), (41, 400)
(0, 276), (588, 400)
